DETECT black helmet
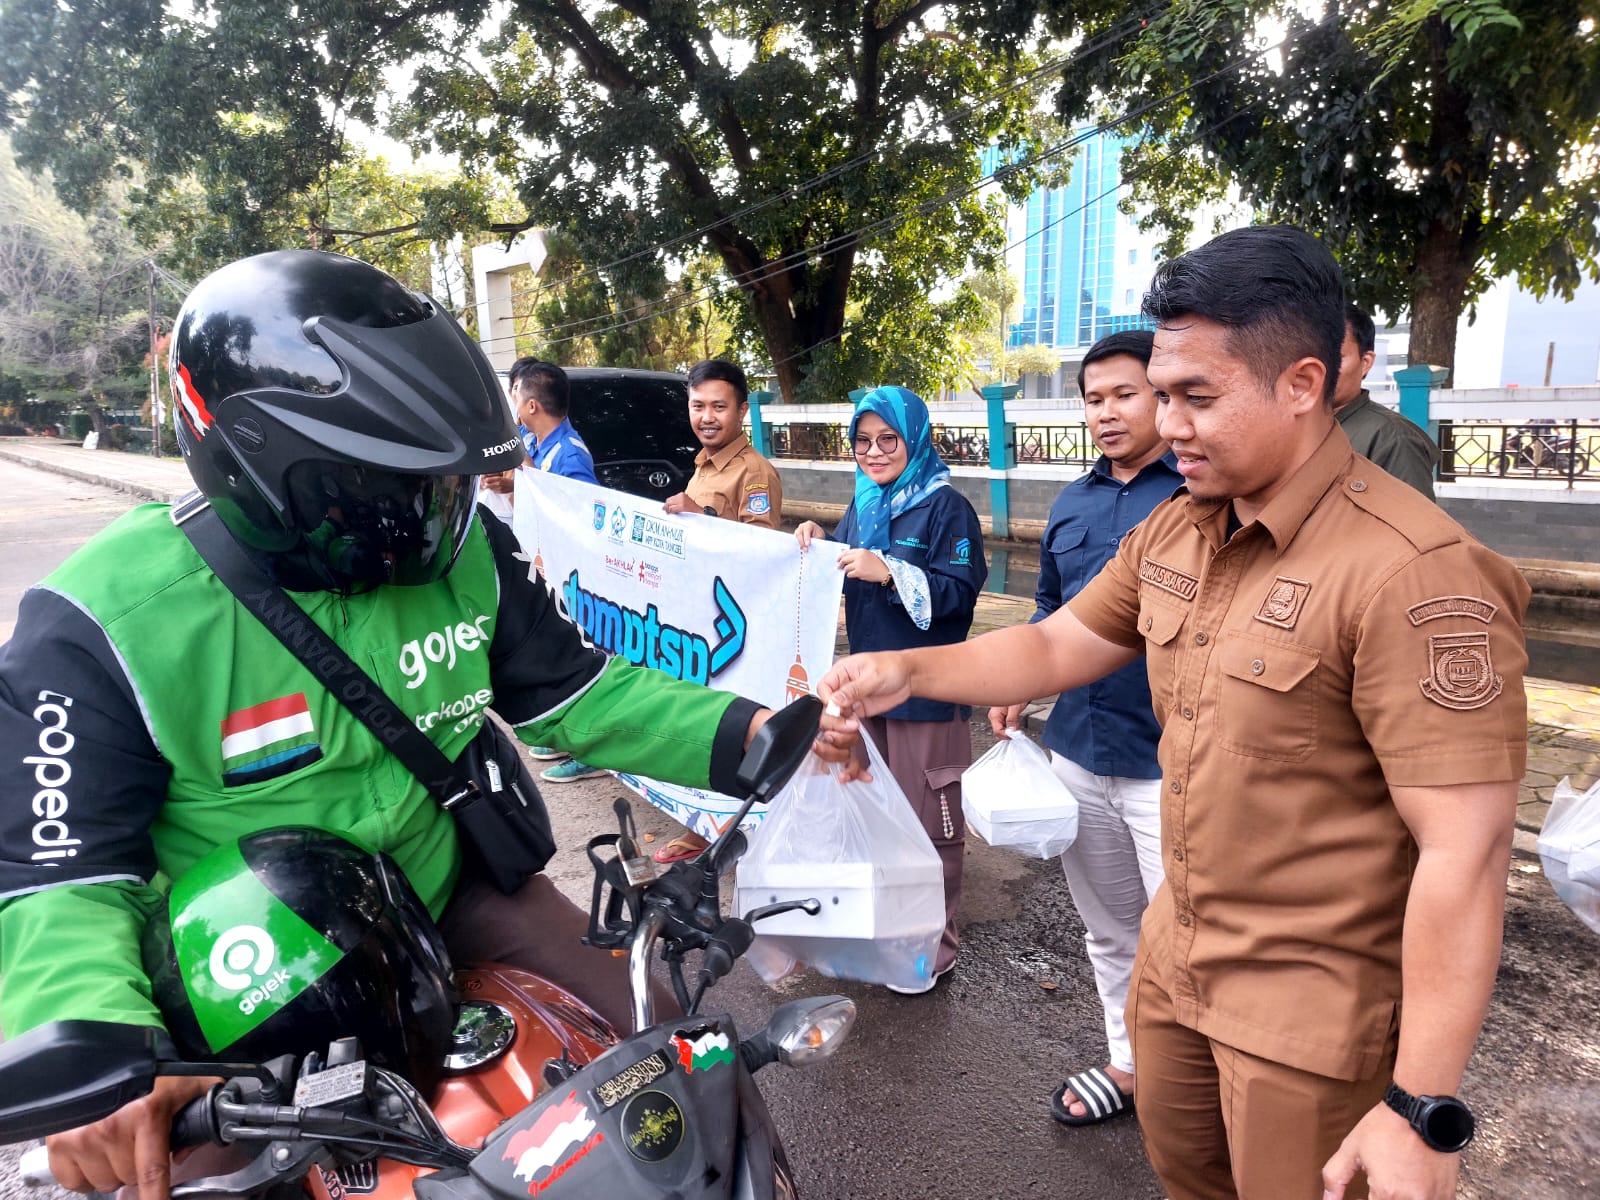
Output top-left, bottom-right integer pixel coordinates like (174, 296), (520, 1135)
(142, 828), (459, 1092)
(169, 250), (523, 591)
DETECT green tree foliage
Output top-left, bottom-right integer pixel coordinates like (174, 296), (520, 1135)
(0, 1), (1057, 400)
(1005, 0), (1600, 376)
(0, 139), (158, 431)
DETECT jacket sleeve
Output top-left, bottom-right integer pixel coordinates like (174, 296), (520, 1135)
(898, 490), (985, 622)
(479, 517), (759, 795)
(0, 588), (173, 1037)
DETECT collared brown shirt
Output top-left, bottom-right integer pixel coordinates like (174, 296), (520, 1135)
(1069, 422), (1529, 1080)
(686, 434), (783, 529)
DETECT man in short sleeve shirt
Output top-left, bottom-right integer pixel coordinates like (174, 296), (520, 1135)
(662, 358), (783, 528)
(818, 226), (1528, 1200)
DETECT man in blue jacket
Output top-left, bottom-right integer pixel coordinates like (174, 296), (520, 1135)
(992, 330), (1179, 1128)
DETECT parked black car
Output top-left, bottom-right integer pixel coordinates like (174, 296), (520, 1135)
(559, 368), (700, 501)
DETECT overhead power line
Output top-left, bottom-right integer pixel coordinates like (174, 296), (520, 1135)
(467, 15), (1151, 318)
(486, 36), (1283, 354)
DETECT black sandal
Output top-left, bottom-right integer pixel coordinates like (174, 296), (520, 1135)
(1050, 1068), (1135, 1126)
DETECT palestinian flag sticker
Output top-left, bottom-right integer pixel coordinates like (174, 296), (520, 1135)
(670, 1027), (735, 1074)
(220, 693), (323, 786)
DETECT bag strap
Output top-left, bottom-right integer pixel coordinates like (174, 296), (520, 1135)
(173, 492), (476, 808)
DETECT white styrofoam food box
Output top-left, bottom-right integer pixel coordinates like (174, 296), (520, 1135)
(964, 795), (1078, 851)
(734, 858), (944, 940)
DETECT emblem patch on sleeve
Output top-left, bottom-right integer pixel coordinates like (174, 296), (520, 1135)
(1139, 558), (1198, 601)
(1406, 596), (1498, 625)
(1420, 632), (1503, 710)
(745, 487), (771, 515)
(1253, 576), (1311, 630)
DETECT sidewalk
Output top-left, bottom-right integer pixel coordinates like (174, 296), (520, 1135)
(6, 438), (1597, 866)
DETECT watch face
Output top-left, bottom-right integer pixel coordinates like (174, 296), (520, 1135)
(1422, 1098), (1476, 1152)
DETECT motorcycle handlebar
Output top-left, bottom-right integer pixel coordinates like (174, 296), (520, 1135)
(18, 1092), (217, 1189)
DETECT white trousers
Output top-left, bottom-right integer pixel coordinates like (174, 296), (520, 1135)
(1048, 752), (1165, 1074)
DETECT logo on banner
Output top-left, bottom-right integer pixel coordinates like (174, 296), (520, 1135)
(561, 570), (746, 685)
(592, 503), (607, 532)
(637, 561), (662, 590)
(604, 554), (636, 581)
(630, 513), (687, 560)
(607, 506), (628, 542)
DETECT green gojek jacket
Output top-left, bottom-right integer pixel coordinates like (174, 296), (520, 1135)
(0, 503), (761, 1039)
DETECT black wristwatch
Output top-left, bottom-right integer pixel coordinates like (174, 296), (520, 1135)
(1383, 1082), (1476, 1152)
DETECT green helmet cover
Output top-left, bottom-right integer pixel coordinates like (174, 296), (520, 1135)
(168, 839), (344, 1052)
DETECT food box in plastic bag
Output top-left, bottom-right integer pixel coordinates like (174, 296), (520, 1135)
(1538, 777), (1600, 936)
(734, 732), (946, 992)
(961, 734), (1079, 858)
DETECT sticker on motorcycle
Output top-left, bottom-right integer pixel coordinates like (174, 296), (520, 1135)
(503, 1091), (605, 1195)
(621, 1090), (685, 1163)
(670, 1028), (735, 1073)
(595, 1050), (670, 1110)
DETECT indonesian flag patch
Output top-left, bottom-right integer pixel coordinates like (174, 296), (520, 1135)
(220, 693), (322, 786)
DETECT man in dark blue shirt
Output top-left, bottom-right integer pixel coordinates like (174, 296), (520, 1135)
(992, 329), (1179, 1128)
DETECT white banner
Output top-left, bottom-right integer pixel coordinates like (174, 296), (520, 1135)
(511, 469), (845, 835)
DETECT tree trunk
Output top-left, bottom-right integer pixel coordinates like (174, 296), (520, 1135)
(1407, 219), (1473, 382)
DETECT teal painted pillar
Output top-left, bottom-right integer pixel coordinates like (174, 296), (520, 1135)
(1392, 364), (1447, 432)
(980, 383), (1020, 539)
(747, 388), (774, 457)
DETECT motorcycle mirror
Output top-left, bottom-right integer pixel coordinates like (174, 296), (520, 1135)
(0, 1020), (167, 1141)
(735, 695), (823, 803)
(766, 995), (856, 1068)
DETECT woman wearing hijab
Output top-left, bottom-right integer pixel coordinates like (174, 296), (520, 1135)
(795, 385), (987, 990)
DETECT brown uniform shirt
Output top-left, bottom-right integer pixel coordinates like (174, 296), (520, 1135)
(686, 434), (783, 529)
(1069, 422), (1529, 1080)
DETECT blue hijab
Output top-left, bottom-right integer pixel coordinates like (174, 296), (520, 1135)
(849, 385), (951, 551)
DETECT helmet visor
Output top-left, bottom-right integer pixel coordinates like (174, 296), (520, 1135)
(284, 462), (480, 588)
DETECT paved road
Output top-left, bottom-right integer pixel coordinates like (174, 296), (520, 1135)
(0, 463), (1596, 1199)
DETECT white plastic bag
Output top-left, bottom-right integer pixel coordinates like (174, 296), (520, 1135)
(1538, 776), (1600, 936)
(734, 728), (945, 992)
(961, 733), (1079, 858)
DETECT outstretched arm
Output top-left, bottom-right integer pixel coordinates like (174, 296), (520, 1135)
(820, 606), (1139, 719)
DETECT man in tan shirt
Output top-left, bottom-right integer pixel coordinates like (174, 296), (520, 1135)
(662, 358), (783, 528)
(819, 226), (1527, 1200)
(655, 358), (783, 861)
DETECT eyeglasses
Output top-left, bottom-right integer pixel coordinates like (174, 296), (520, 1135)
(852, 432), (901, 455)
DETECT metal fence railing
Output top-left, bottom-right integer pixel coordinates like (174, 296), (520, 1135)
(769, 422), (1098, 468)
(1437, 420), (1600, 486)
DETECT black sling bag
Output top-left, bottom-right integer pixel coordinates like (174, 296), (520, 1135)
(174, 492), (555, 893)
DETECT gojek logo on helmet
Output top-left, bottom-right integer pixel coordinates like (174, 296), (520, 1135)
(171, 840), (344, 1052)
(209, 925), (291, 1015)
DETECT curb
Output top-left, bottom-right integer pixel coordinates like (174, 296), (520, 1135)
(0, 445), (187, 504)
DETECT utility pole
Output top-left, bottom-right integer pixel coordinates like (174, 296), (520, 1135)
(147, 259), (161, 457)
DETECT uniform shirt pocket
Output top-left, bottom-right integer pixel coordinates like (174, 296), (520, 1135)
(1215, 633), (1321, 761)
(1137, 595), (1188, 716)
(1046, 523), (1093, 593)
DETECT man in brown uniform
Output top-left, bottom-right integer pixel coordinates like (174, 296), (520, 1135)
(656, 358), (784, 861)
(1335, 303), (1440, 499)
(818, 226), (1528, 1200)
(663, 358), (783, 528)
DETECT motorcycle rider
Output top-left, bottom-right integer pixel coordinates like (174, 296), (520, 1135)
(0, 250), (854, 1200)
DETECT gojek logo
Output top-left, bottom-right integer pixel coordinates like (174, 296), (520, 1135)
(560, 571), (746, 684)
(172, 842), (344, 1050)
(209, 925), (291, 1016)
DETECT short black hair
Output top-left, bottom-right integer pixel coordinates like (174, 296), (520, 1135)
(687, 359), (748, 405)
(1141, 225), (1345, 404)
(1076, 329), (1155, 397)
(1344, 302), (1375, 357)
(508, 358), (569, 420)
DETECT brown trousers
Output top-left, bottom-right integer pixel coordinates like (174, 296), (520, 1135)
(860, 713), (972, 974)
(439, 871), (678, 1036)
(1127, 945), (1393, 1200)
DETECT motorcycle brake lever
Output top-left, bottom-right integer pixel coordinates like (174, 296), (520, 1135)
(170, 1140), (322, 1200)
